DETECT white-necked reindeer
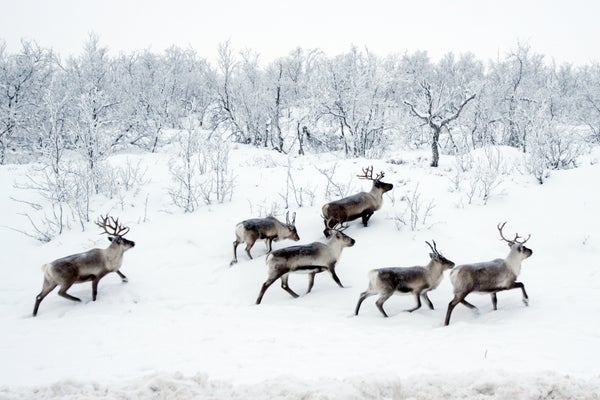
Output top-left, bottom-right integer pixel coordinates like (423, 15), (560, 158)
(255, 226), (355, 304)
(355, 241), (455, 317)
(444, 222), (533, 326)
(33, 215), (136, 316)
(231, 211), (299, 265)
(321, 166), (393, 237)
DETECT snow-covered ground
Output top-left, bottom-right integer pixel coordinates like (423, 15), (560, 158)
(1, 145), (599, 399)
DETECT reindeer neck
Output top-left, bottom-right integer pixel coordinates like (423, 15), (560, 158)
(105, 241), (126, 265)
(327, 238), (346, 257)
(504, 249), (523, 276)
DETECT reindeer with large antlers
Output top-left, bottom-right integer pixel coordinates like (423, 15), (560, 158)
(321, 166), (393, 237)
(444, 222), (533, 326)
(33, 215), (136, 316)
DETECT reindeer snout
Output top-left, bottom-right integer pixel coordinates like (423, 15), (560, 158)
(349, 238), (356, 246)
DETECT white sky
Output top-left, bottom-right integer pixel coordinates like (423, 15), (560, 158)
(0, 0), (598, 65)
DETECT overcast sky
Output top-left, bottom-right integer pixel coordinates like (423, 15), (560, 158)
(0, 0), (597, 65)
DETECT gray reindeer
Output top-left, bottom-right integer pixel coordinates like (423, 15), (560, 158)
(355, 241), (455, 317)
(444, 222), (533, 326)
(256, 226), (355, 304)
(231, 211), (299, 265)
(33, 215), (135, 316)
(321, 166), (393, 237)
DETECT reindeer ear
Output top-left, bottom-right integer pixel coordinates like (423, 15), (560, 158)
(429, 252), (435, 259)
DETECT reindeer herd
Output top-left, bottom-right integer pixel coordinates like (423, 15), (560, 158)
(32, 166), (534, 327)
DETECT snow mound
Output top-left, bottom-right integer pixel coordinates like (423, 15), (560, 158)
(2, 371), (598, 400)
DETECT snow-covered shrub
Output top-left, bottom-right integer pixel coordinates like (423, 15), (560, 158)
(279, 160), (316, 208)
(451, 146), (506, 205)
(199, 137), (235, 205)
(393, 184), (435, 231)
(315, 162), (358, 200)
(168, 125), (203, 213)
(525, 124), (586, 184)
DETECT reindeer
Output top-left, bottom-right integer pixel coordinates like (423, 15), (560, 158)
(255, 227), (355, 304)
(444, 222), (533, 326)
(32, 215), (136, 316)
(321, 166), (393, 237)
(355, 241), (455, 317)
(231, 211), (299, 265)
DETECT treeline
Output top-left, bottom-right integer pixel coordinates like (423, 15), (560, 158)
(1, 34), (600, 166)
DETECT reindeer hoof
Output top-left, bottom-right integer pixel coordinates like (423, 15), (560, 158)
(121, 278), (129, 283)
(523, 299), (529, 306)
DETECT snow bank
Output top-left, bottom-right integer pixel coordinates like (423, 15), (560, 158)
(2, 371), (599, 400)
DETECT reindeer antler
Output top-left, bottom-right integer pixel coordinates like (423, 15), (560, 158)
(330, 222), (349, 232)
(357, 166), (374, 180)
(96, 214), (130, 237)
(497, 222), (530, 244)
(357, 165), (384, 182)
(425, 239), (441, 256)
(285, 211), (297, 226)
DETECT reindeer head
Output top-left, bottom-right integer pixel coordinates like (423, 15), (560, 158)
(357, 166), (393, 193)
(325, 224), (356, 247)
(96, 215), (136, 250)
(425, 240), (455, 270)
(497, 222), (532, 259)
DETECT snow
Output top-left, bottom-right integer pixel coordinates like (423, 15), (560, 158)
(1, 145), (599, 398)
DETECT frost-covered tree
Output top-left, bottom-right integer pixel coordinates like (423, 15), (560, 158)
(213, 42), (270, 146)
(63, 34), (119, 195)
(319, 47), (391, 157)
(403, 53), (477, 167)
(0, 40), (54, 163)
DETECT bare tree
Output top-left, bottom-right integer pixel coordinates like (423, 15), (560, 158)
(404, 81), (475, 167)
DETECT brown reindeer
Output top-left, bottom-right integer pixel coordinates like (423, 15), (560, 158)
(355, 241), (455, 317)
(33, 215), (136, 316)
(444, 222), (533, 326)
(321, 166), (393, 237)
(231, 211), (299, 265)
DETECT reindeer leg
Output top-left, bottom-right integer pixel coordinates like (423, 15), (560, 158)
(245, 239), (256, 260)
(375, 293), (393, 317)
(91, 272), (109, 301)
(445, 292), (468, 326)
(405, 293), (422, 312)
(329, 263), (344, 288)
(354, 291), (374, 315)
(491, 293), (498, 310)
(361, 209), (374, 227)
(57, 282), (82, 303)
(33, 278), (57, 317)
(512, 281), (529, 306)
(280, 274), (299, 298)
(460, 299), (478, 310)
(307, 272), (316, 294)
(266, 237), (274, 253)
(231, 240), (240, 265)
(256, 270), (286, 304)
(116, 270), (128, 283)
(421, 291), (434, 310)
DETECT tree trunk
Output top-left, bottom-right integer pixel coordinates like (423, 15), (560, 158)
(297, 122), (305, 155)
(431, 126), (441, 167)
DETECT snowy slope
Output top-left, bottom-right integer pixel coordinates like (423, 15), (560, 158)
(0, 145), (599, 398)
